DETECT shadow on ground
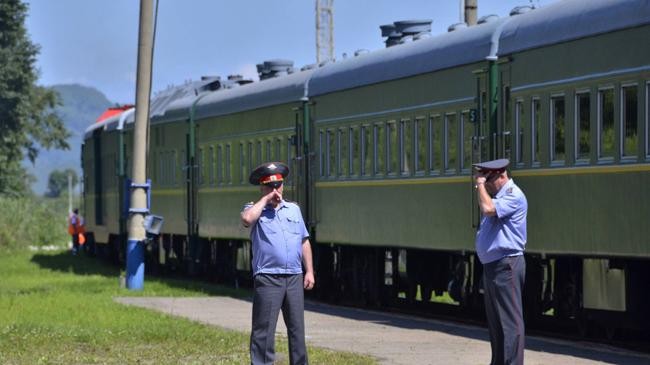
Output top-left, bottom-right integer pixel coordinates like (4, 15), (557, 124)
(31, 251), (649, 364)
(30, 251), (247, 299)
(302, 301), (650, 364)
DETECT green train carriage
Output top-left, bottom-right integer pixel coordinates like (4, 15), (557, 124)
(82, 0), (650, 334)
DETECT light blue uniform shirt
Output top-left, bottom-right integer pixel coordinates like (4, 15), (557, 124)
(244, 200), (309, 276)
(475, 178), (528, 264)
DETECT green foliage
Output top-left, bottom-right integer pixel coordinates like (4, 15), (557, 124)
(0, 0), (70, 197)
(46, 168), (78, 198)
(0, 196), (69, 249)
(0, 250), (376, 364)
(27, 84), (112, 195)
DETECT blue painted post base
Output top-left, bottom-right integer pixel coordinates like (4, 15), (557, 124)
(126, 239), (144, 290)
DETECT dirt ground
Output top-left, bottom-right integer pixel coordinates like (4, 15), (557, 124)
(115, 296), (649, 365)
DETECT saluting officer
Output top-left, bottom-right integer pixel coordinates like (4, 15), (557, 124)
(473, 158), (528, 365)
(241, 161), (315, 365)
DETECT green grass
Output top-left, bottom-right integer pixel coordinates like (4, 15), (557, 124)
(0, 249), (376, 364)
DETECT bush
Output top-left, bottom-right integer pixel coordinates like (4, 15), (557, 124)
(0, 196), (70, 249)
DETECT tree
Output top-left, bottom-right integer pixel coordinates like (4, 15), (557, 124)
(45, 169), (77, 198)
(0, 0), (70, 197)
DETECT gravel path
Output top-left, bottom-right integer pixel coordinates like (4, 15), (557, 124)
(115, 296), (649, 365)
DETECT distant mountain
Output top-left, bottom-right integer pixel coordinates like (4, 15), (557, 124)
(25, 84), (113, 195)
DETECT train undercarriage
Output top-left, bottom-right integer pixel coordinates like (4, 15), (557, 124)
(84, 231), (649, 349)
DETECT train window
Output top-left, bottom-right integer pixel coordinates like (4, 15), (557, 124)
(248, 142), (254, 181)
(169, 151), (174, 186)
(461, 110), (473, 171)
(338, 128), (349, 177)
(361, 125), (372, 176)
(349, 126), (358, 176)
(162, 151), (168, 185)
(208, 146), (215, 186)
(256, 140), (262, 166)
(621, 84), (638, 159)
(167, 151), (172, 186)
(400, 119), (412, 175)
(286, 136), (293, 184)
(430, 115), (442, 173)
(531, 98), (541, 165)
(444, 113), (457, 173)
(174, 150), (179, 186)
(239, 143), (245, 184)
(575, 92), (591, 163)
(515, 100), (525, 165)
(225, 144), (231, 184)
(327, 129), (335, 177)
(319, 130), (325, 177)
(598, 88), (615, 160)
(503, 87), (512, 160)
(647, 82), (650, 158)
(414, 117), (426, 174)
(216, 145), (223, 184)
(109, 154), (116, 188)
(550, 95), (566, 164)
(387, 121), (398, 174)
(197, 148), (203, 185)
(158, 152), (164, 185)
(202, 148), (208, 185)
(374, 123), (385, 175)
(266, 140), (272, 162)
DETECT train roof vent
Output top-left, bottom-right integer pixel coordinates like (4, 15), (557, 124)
(301, 63), (317, 71)
(510, 5), (534, 16)
(448, 22), (468, 32)
(382, 20), (431, 47)
(380, 23), (401, 48)
(354, 49), (370, 57)
(198, 76), (221, 92)
(227, 74), (243, 82)
(477, 14), (499, 24)
(258, 59), (294, 80)
(227, 74), (253, 85)
(222, 74), (254, 88)
(394, 19), (432, 45)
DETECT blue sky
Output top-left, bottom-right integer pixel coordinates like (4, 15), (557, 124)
(25, 0), (554, 104)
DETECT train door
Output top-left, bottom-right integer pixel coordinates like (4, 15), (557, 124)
(185, 124), (199, 274)
(292, 102), (314, 230)
(93, 129), (104, 226)
(471, 62), (512, 224)
(499, 62), (513, 161)
(471, 70), (490, 227)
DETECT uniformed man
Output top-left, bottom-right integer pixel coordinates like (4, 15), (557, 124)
(241, 161), (315, 365)
(473, 158), (528, 365)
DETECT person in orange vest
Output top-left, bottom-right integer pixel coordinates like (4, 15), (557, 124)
(68, 209), (85, 255)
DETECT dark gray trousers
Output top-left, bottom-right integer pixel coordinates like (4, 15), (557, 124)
(483, 255), (526, 365)
(250, 274), (307, 365)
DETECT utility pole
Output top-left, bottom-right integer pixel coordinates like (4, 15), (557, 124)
(316, 0), (334, 64)
(126, 0), (154, 290)
(465, 0), (478, 26)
